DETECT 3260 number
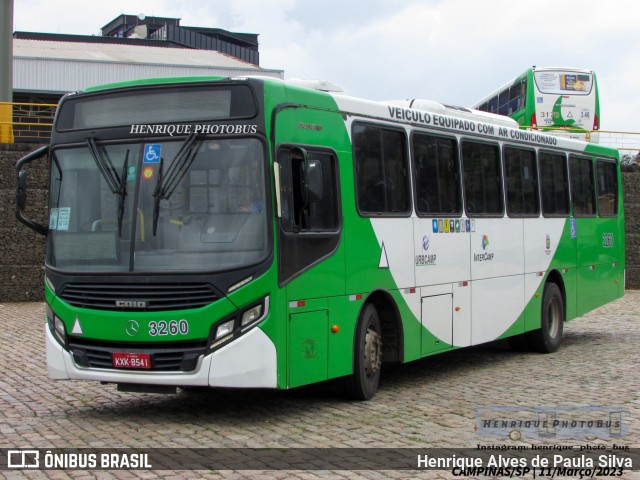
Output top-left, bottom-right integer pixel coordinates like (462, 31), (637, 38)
(149, 319), (189, 337)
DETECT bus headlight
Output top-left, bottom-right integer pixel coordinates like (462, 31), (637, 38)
(46, 303), (67, 348)
(207, 296), (269, 352)
(241, 304), (263, 327)
(215, 319), (235, 340)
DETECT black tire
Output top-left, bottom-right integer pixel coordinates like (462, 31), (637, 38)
(526, 282), (564, 353)
(345, 303), (383, 400)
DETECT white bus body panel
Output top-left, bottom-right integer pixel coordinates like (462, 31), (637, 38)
(330, 94), (574, 348)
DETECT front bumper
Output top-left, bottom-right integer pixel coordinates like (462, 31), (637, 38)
(45, 324), (277, 388)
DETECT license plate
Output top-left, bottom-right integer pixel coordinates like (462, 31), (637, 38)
(112, 352), (151, 369)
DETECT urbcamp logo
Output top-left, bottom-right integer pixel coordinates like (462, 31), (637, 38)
(474, 234), (494, 262)
(481, 235), (490, 250)
(422, 234), (430, 251)
(416, 233), (437, 266)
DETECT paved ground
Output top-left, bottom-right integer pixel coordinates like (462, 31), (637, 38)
(0, 292), (639, 479)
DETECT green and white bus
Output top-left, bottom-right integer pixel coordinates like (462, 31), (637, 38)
(472, 66), (600, 142)
(16, 75), (623, 400)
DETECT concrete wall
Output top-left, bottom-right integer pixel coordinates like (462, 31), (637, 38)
(1, 145), (639, 301)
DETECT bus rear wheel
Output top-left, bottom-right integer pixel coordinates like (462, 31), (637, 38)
(527, 282), (564, 353)
(345, 303), (382, 400)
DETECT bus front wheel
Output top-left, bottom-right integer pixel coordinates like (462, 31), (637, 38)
(527, 282), (564, 353)
(345, 303), (382, 400)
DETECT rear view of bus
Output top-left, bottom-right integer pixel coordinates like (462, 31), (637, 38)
(530, 67), (600, 142)
(473, 66), (600, 143)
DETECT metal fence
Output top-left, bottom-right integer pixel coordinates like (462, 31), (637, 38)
(520, 125), (640, 154)
(0, 101), (57, 144)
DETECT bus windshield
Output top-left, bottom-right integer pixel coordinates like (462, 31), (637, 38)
(533, 70), (594, 96)
(47, 137), (268, 272)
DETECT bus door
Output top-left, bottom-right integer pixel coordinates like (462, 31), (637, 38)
(276, 143), (344, 388)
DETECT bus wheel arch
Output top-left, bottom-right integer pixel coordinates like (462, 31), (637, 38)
(364, 290), (404, 364)
(545, 269), (567, 318)
(527, 273), (565, 353)
(345, 290), (403, 400)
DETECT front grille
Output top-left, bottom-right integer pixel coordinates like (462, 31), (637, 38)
(59, 283), (218, 311)
(69, 338), (208, 372)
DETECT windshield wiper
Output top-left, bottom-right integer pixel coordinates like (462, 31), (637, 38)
(86, 137), (129, 236)
(152, 133), (201, 236)
(152, 155), (164, 238)
(86, 137), (120, 193)
(117, 151), (129, 236)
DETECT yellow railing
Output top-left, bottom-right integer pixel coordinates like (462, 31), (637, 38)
(0, 101), (58, 144)
(520, 125), (640, 152)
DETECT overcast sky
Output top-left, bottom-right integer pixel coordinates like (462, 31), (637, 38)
(12, 0), (640, 133)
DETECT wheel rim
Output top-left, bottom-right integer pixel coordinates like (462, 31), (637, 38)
(363, 326), (382, 377)
(547, 296), (561, 338)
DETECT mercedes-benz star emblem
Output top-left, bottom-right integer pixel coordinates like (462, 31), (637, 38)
(126, 319), (140, 337)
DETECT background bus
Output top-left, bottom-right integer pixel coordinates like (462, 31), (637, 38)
(16, 76), (623, 401)
(472, 66), (600, 142)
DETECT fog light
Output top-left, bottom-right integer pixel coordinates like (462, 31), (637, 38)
(215, 319), (235, 340)
(241, 305), (263, 327)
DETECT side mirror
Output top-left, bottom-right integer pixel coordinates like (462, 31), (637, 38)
(15, 145), (49, 236)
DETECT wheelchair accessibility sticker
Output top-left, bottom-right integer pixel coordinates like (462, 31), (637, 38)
(143, 144), (162, 164)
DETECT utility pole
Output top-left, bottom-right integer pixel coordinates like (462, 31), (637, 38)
(0, 0), (14, 143)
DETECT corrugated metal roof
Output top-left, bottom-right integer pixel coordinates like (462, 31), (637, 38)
(14, 39), (259, 68)
(12, 39), (284, 94)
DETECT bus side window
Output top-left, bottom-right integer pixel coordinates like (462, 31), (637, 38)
(504, 146), (539, 217)
(353, 123), (410, 216)
(462, 140), (503, 216)
(278, 147), (339, 232)
(498, 89), (510, 115)
(509, 81), (523, 115)
(488, 96), (498, 114)
(596, 159), (618, 217)
(539, 151), (570, 217)
(412, 133), (461, 216)
(570, 155), (596, 216)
